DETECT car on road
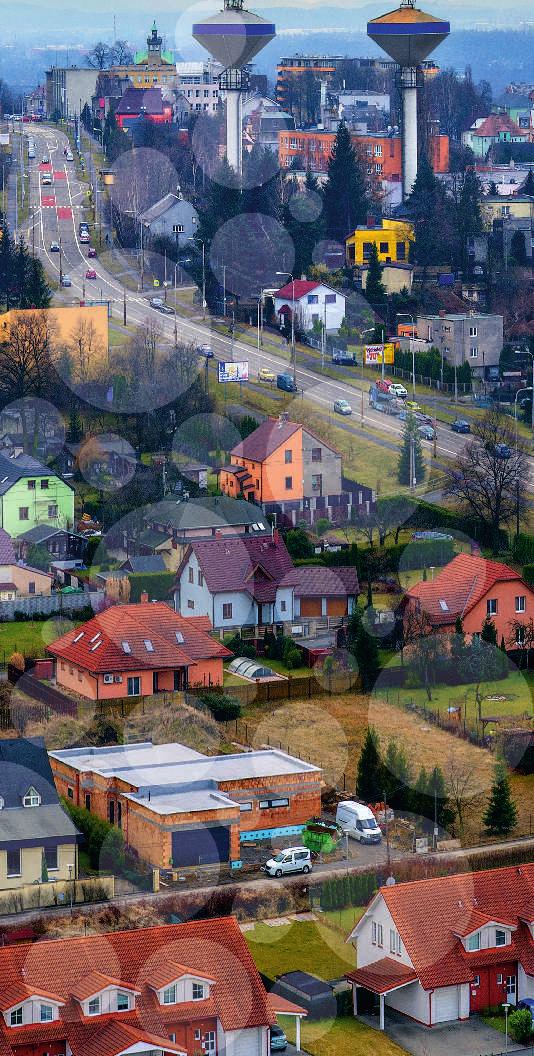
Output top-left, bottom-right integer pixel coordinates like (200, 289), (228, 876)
(85, 269), (97, 280)
(41, 174), (52, 186)
(264, 847), (312, 878)
(258, 366), (276, 383)
(270, 1025), (288, 1052)
(79, 232), (90, 244)
(451, 419), (471, 433)
(199, 344), (214, 358)
(334, 398), (352, 416)
(277, 372), (297, 393)
(377, 377), (393, 394)
(150, 297), (165, 309)
(87, 247), (97, 258)
(406, 400), (421, 412)
(418, 424), (435, 441)
(66, 152), (73, 161)
(50, 241), (60, 253)
(389, 382), (408, 398)
(61, 276), (72, 287)
(487, 441), (512, 459)
(159, 304), (175, 315)
(41, 155), (49, 164)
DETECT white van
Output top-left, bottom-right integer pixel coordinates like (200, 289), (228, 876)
(336, 801), (382, 844)
(264, 846), (312, 877)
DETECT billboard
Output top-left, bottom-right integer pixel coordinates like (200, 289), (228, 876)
(218, 361), (249, 383)
(364, 343), (395, 366)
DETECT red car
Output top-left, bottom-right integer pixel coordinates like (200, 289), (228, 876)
(85, 269), (97, 280)
(377, 377), (393, 394)
(87, 247), (97, 258)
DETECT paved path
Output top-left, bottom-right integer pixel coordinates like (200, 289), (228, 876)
(361, 1009), (527, 1056)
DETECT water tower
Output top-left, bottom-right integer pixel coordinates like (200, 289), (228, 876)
(368, 0), (449, 199)
(193, 0), (275, 176)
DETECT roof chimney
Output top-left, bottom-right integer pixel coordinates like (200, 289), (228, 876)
(439, 310), (447, 318)
(140, 591), (149, 604)
(366, 215), (376, 228)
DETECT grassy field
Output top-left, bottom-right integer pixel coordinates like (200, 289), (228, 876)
(0, 619), (82, 662)
(283, 1017), (409, 1056)
(394, 668), (533, 729)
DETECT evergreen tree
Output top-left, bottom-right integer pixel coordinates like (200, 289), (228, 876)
(283, 170), (325, 279)
(397, 413), (425, 486)
(521, 169), (534, 196)
(483, 761), (518, 836)
(356, 727), (383, 804)
(455, 169), (482, 273)
(383, 740), (412, 810)
(364, 244), (387, 305)
(323, 121), (368, 243)
(347, 608), (380, 692)
(25, 256), (51, 308)
(510, 229), (528, 267)
(67, 406), (84, 443)
(481, 617), (497, 646)
(196, 158), (241, 310)
(406, 157), (452, 267)
(0, 222), (14, 306)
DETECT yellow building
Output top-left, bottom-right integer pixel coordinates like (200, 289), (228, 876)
(345, 218), (414, 267)
(480, 194), (534, 231)
(111, 22), (176, 90)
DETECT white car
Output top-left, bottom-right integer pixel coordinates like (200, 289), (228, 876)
(389, 382), (408, 398)
(66, 152), (74, 161)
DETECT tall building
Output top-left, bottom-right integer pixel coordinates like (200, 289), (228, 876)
(175, 60), (223, 115)
(45, 67), (100, 119)
(278, 128), (449, 187)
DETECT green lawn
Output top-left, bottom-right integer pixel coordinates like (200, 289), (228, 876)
(392, 668), (533, 731)
(481, 1013), (506, 1035)
(322, 905), (365, 935)
(0, 619), (82, 662)
(284, 1017), (409, 1056)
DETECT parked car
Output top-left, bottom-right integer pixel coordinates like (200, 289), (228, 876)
(199, 344), (214, 358)
(50, 241), (60, 252)
(87, 246), (97, 258)
(61, 275), (72, 287)
(79, 232), (90, 244)
(79, 222), (89, 234)
(332, 349), (357, 365)
(270, 1025), (287, 1052)
(406, 400), (421, 412)
(277, 372), (297, 393)
(41, 155), (49, 164)
(336, 801), (382, 844)
(85, 269), (97, 280)
(334, 398), (352, 415)
(263, 847), (312, 877)
(418, 424), (435, 441)
(41, 174), (52, 186)
(451, 419), (471, 434)
(258, 366), (276, 382)
(389, 382), (408, 398)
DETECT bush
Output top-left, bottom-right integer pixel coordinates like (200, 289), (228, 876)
(196, 691), (241, 721)
(513, 532), (534, 565)
(62, 799), (125, 871)
(225, 634), (256, 659)
(509, 1008), (533, 1044)
(523, 563), (534, 589)
(282, 638), (302, 670)
(128, 571), (175, 602)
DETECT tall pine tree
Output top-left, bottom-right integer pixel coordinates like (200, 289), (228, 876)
(356, 727), (383, 803)
(407, 156), (451, 267)
(364, 244), (387, 306)
(521, 169), (534, 196)
(483, 761), (517, 836)
(398, 413), (425, 486)
(323, 121), (368, 243)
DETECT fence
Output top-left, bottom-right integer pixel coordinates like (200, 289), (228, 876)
(0, 875), (114, 916)
(0, 589), (103, 621)
(188, 672), (356, 709)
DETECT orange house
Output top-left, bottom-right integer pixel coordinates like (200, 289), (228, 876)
(47, 602), (231, 700)
(278, 130), (449, 180)
(220, 418), (304, 504)
(405, 553), (534, 647)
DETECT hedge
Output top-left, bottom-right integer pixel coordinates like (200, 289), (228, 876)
(128, 571), (175, 603)
(62, 798), (125, 871)
(523, 563), (534, 588)
(513, 533), (534, 565)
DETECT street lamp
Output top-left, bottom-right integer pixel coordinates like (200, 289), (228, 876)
(189, 236), (206, 320)
(274, 270), (295, 390)
(514, 348), (534, 432)
(502, 1002), (510, 1053)
(397, 313), (416, 397)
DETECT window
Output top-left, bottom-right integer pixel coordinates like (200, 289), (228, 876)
(163, 984), (177, 1005)
(127, 676), (140, 696)
(85, 793), (91, 811)
(470, 347), (478, 358)
(324, 293), (336, 304)
(259, 797), (289, 809)
(515, 595), (526, 613)
(390, 929), (401, 955)
(472, 975), (480, 987)
(10, 1007), (23, 1026)
(469, 326), (478, 337)
(195, 1029), (201, 1041)
(88, 997), (101, 1015)
(496, 929), (507, 946)
(192, 983), (205, 1000)
(40, 1005), (53, 1022)
(284, 449), (292, 464)
(311, 473), (322, 492)
(285, 476), (293, 490)
(239, 801), (252, 812)
(40, 479), (49, 489)
(48, 504), (58, 519)
(19, 507), (29, 520)
(6, 849), (21, 877)
(67, 786), (73, 799)
(311, 447), (322, 462)
(222, 603), (233, 621)
(117, 991), (130, 1011)
(23, 786), (41, 807)
(172, 224), (184, 233)
(487, 598), (498, 616)
(187, 599), (195, 610)
(28, 479), (36, 490)
(28, 581), (35, 595)
(198, 570), (203, 586)
(516, 625), (525, 645)
(467, 933), (480, 952)
(44, 847), (58, 871)
(143, 639), (154, 653)
(188, 566), (194, 583)
(281, 599), (286, 612)
(380, 242), (389, 253)
(377, 924), (383, 947)
(497, 973), (503, 985)
(396, 241), (406, 261)
(307, 295), (319, 305)
(363, 241), (373, 260)
(205, 1031), (216, 1054)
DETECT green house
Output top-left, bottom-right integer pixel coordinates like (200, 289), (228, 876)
(0, 453), (74, 538)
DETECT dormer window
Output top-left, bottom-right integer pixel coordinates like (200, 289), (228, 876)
(40, 1004), (53, 1022)
(9, 1008), (22, 1027)
(22, 787), (41, 808)
(496, 929), (507, 946)
(163, 984), (177, 1005)
(88, 997), (101, 1016)
(192, 983), (205, 1000)
(117, 991), (130, 1011)
(467, 933), (480, 952)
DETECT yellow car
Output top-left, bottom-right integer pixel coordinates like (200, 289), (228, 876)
(258, 366), (276, 383)
(406, 400), (421, 412)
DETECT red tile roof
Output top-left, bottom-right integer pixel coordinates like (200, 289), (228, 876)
(378, 864), (534, 990)
(70, 971), (141, 1001)
(47, 603), (231, 673)
(268, 994), (308, 1016)
(183, 535), (296, 603)
(231, 418), (301, 462)
(116, 86), (168, 117)
(0, 982), (63, 1011)
(0, 530), (15, 566)
(147, 960), (217, 990)
(275, 280), (320, 300)
(407, 553), (526, 625)
(473, 114), (528, 138)
(68, 1020), (187, 1056)
(347, 958), (417, 994)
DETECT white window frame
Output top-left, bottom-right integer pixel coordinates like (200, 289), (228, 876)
(87, 996), (101, 1016)
(495, 928), (507, 947)
(467, 932), (480, 952)
(40, 1004), (53, 1022)
(487, 598), (498, 616)
(116, 991), (130, 1011)
(163, 984), (177, 1005)
(9, 1007), (23, 1026)
(192, 982), (205, 1001)
(515, 595), (526, 613)
(23, 786), (41, 808)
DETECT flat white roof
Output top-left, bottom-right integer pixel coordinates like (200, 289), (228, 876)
(49, 741), (205, 774)
(125, 787), (238, 815)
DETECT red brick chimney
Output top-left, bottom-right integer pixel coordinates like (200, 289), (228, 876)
(366, 215), (375, 228)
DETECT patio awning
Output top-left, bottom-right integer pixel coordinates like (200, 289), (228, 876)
(347, 958), (418, 995)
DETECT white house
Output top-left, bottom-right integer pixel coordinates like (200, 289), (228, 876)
(140, 191), (198, 248)
(274, 280), (345, 334)
(347, 864), (534, 1030)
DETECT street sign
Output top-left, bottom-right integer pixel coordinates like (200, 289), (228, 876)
(218, 361), (249, 383)
(364, 343), (395, 366)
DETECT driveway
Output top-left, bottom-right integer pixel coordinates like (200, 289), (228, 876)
(360, 1009), (527, 1055)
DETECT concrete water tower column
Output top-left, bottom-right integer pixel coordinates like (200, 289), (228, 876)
(401, 66), (418, 197)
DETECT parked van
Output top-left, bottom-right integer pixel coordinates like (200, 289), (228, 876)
(336, 801), (382, 844)
(277, 372), (297, 393)
(264, 846), (312, 877)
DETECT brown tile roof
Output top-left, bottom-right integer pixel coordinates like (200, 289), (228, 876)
(70, 971), (141, 1002)
(185, 535), (296, 602)
(231, 418), (301, 462)
(0, 530), (15, 566)
(473, 113), (528, 138)
(347, 958), (417, 994)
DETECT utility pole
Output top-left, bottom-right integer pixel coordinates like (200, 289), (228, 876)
(123, 285), (126, 326)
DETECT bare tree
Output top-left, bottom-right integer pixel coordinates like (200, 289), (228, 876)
(0, 311), (54, 410)
(111, 40), (133, 65)
(507, 616), (534, 668)
(443, 408), (527, 548)
(86, 42), (112, 70)
(65, 319), (106, 385)
(446, 752), (485, 838)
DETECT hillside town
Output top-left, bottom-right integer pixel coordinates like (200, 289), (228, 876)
(0, 1), (534, 1055)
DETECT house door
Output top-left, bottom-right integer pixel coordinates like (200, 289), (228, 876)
(173, 669), (183, 691)
(506, 974), (517, 1004)
(153, 671), (160, 693)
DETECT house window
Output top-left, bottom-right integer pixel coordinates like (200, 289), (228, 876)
(495, 929), (507, 946)
(48, 504), (58, 519)
(311, 474), (322, 492)
(307, 294), (319, 304)
(88, 997), (101, 1015)
(127, 676), (140, 696)
(285, 476), (293, 490)
(40, 1005), (53, 1022)
(470, 347), (478, 358)
(188, 566), (194, 583)
(515, 595), (526, 613)
(40, 479), (49, 489)
(222, 603), (233, 620)
(67, 786), (73, 799)
(469, 326), (478, 337)
(198, 570), (203, 586)
(311, 447), (322, 462)
(473, 975), (480, 987)
(390, 929), (401, 955)
(163, 984), (177, 1005)
(28, 479), (36, 490)
(497, 974), (503, 985)
(467, 933), (480, 952)
(396, 241), (406, 261)
(281, 599), (286, 612)
(85, 793), (91, 811)
(117, 992), (130, 1011)
(324, 293), (336, 304)
(172, 224), (184, 233)
(284, 449), (292, 464)
(516, 625), (525, 645)
(19, 507), (29, 520)
(239, 802), (252, 811)
(487, 598), (498, 616)
(28, 581), (35, 594)
(9, 1008), (23, 1026)
(188, 599), (195, 610)
(44, 847), (58, 871)
(195, 1029), (201, 1041)
(380, 242), (389, 253)
(6, 849), (21, 877)
(259, 798), (289, 809)
(205, 1031), (216, 1054)
(192, 983), (205, 1000)
(23, 786), (41, 807)
(377, 924), (383, 947)
(363, 241), (373, 260)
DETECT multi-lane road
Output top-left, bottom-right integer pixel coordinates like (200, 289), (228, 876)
(17, 122), (534, 488)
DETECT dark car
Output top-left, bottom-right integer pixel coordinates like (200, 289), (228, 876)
(451, 419), (471, 434)
(488, 442), (512, 459)
(418, 424), (435, 442)
(517, 998), (534, 1023)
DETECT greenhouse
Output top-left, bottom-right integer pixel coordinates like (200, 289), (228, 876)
(227, 657), (276, 680)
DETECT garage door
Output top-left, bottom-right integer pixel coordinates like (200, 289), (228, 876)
(172, 826), (230, 867)
(433, 986), (459, 1023)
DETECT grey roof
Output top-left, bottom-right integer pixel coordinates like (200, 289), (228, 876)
(18, 525), (83, 544)
(0, 452), (53, 495)
(146, 496), (265, 532)
(50, 741), (205, 773)
(122, 555), (166, 573)
(0, 737), (59, 808)
(137, 527), (172, 550)
(0, 803), (79, 845)
(140, 193), (186, 224)
(125, 787), (238, 816)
